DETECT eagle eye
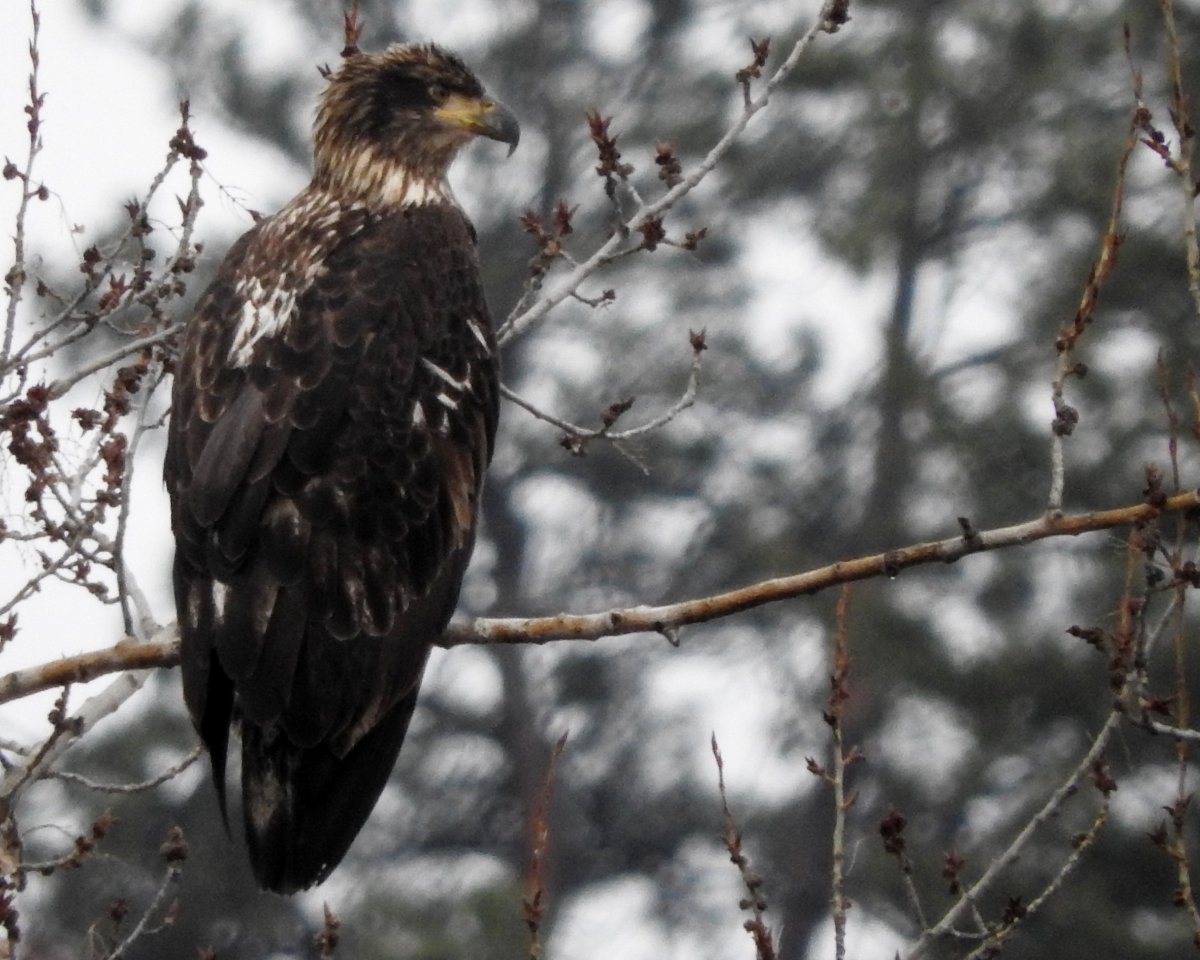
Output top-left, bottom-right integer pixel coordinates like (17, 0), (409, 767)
(383, 73), (434, 111)
(426, 82), (448, 103)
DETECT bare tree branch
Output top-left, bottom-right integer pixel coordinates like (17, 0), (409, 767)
(500, 330), (704, 458)
(498, 1), (846, 346)
(3, 490), (1197, 708)
(0, 624), (175, 708)
(105, 845), (184, 960)
(0, 664), (157, 805)
(448, 491), (1200, 646)
(905, 709), (1122, 960)
(2, 0), (44, 364)
(46, 746), (202, 794)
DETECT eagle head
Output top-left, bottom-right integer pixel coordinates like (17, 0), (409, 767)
(314, 43), (520, 207)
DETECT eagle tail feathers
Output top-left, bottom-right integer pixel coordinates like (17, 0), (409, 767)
(240, 687), (422, 894)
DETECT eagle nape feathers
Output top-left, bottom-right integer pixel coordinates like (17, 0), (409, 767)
(164, 43), (517, 893)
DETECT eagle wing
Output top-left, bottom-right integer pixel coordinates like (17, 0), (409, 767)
(165, 202), (498, 889)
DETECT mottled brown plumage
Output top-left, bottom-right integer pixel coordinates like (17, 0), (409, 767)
(164, 44), (517, 892)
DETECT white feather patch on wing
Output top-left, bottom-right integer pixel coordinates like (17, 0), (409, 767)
(466, 316), (491, 353)
(421, 357), (471, 391)
(211, 580), (229, 623)
(225, 191), (368, 367)
(229, 278), (299, 367)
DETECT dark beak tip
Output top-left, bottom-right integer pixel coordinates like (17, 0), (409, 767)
(488, 101), (521, 157)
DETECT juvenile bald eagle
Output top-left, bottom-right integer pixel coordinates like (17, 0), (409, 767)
(164, 44), (518, 893)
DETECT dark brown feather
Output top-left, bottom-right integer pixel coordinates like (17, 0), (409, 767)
(165, 197), (499, 891)
(166, 41), (514, 894)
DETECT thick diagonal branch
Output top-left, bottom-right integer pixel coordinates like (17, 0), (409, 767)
(1, 490), (1196, 706)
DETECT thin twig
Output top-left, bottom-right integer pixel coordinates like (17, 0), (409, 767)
(2, 0), (44, 363)
(962, 795), (1111, 960)
(315, 903), (341, 959)
(0, 664), (159, 805)
(114, 363), (169, 638)
(45, 746), (202, 794)
(106, 858), (183, 960)
(498, 1), (844, 346)
(1047, 103), (1138, 512)
(524, 732), (567, 960)
(712, 734), (776, 960)
(500, 332), (703, 451)
(827, 587), (856, 959)
(44, 323), (184, 400)
(1159, 0), (1200, 320)
(904, 709), (1122, 960)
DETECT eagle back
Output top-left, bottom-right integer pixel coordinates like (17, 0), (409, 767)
(165, 195), (499, 752)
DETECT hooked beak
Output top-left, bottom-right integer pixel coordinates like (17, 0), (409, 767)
(435, 94), (521, 157)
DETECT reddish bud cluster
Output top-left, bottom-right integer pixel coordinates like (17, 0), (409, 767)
(600, 397), (635, 429)
(587, 109), (633, 199)
(521, 199), (576, 245)
(102, 357), (150, 433)
(638, 215), (666, 251)
(97, 274), (127, 313)
(1143, 462), (1167, 508)
(80, 244), (102, 279)
(559, 434), (582, 455)
(24, 90), (45, 140)
(712, 736), (776, 959)
(342, 0), (364, 59)
(654, 142), (682, 188)
(1051, 395), (1078, 437)
(316, 903), (341, 958)
(942, 848), (966, 895)
(1089, 755), (1118, 796)
(125, 199), (153, 238)
(1, 156), (48, 205)
(1001, 896), (1027, 926)
(2, 384), (56, 504)
(35, 811), (115, 876)
(1135, 104), (1170, 161)
(1066, 624), (1105, 650)
(169, 101), (207, 162)
(1166, 795), (1191, 831)
(822, 0), (852, 33)
(98, 435), (127, 506)
(878, 807), (907, 856)
(520, 199), (578, 289)
(159, 825), (188, 863)
(736, 37), (771, 89)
